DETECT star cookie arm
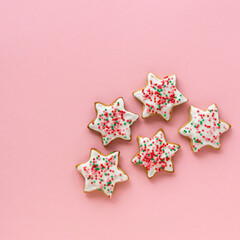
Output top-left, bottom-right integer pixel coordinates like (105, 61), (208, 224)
(124, 110), (139, 124)
(172, 89), (188, 106)
(141, 106), (152, 118)
(164, 160), (174, 172)
(154, 129), (167, 143)
(133, 89), (143, 100)
(109, 151), (119, 164)
(147, 72), (160, 83)
(131, 155), (140, 164)
(169, 74), (176, 85)
(192, 142), (203, 152)
(137, 136), (144, 145)
(88, 103), (105, 130)
(125, 110), (139, 121)
(90, 148), (99, 157)
(77, 162), (100, 192)
(220, 121), (231, 134)
(179, 122), (192, 136)
(167, 143), (180, 155)
(131, 137), (144, 165)
(112, 168), (129, 183)
(84, 175), (99, 193)
(115, 97), (139, 124)
(113, 97), (125, 109)
(207, 103), (218, 111)
(147, 167), (157, 178)
(190, 106), (203, 117)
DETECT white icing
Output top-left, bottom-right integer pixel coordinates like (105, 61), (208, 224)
(77, 149), (128, 198)
(134, 73), (187, 120)
(132, 130), (180, 178)
(88, 97), (139, 146)
(179, 104), (230, 152)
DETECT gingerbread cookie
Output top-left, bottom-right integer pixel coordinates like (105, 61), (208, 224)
(133, 73), (188, 121)
(178, 104), (231, 152)
(76, 149), (128, 198)
(88, 97), (139, 146)
(132, 129), (180, 178)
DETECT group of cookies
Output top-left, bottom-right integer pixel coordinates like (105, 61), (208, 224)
(76, 73), (231, 198)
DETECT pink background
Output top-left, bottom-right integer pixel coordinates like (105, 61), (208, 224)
(1, 0), (240, 239)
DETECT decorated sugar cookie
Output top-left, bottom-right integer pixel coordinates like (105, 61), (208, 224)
(133, 73), (188, 121)
(178, 104), (231, 152)
(76, 149), (128, 198)
(88, 97), (139, 146)
(132, 129), (180, 178)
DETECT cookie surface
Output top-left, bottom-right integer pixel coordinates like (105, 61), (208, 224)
(76, 149), (128, 198)
(133, 73), (188, 121)
(88, 97), (139, 146)
(132, 129), (180, 178)
(178, 104), (231, 152)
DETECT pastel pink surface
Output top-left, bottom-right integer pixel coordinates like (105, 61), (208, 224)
(1, 0), (240, 239)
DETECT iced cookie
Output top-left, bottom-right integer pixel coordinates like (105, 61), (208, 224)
(133, 73), (188, 121)
(178, 104), (231, 152)
(132, 129), (180, 178)
(88, 97), (139, 146)
(76, 149), (128, 198)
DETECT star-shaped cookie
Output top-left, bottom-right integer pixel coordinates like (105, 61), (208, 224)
(132, 129), (180, 178)
(88, 97), (139, 146)
(133, 73), (188, 121)
(178, 104), (231, 152)
(76, 149), (128, 198)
